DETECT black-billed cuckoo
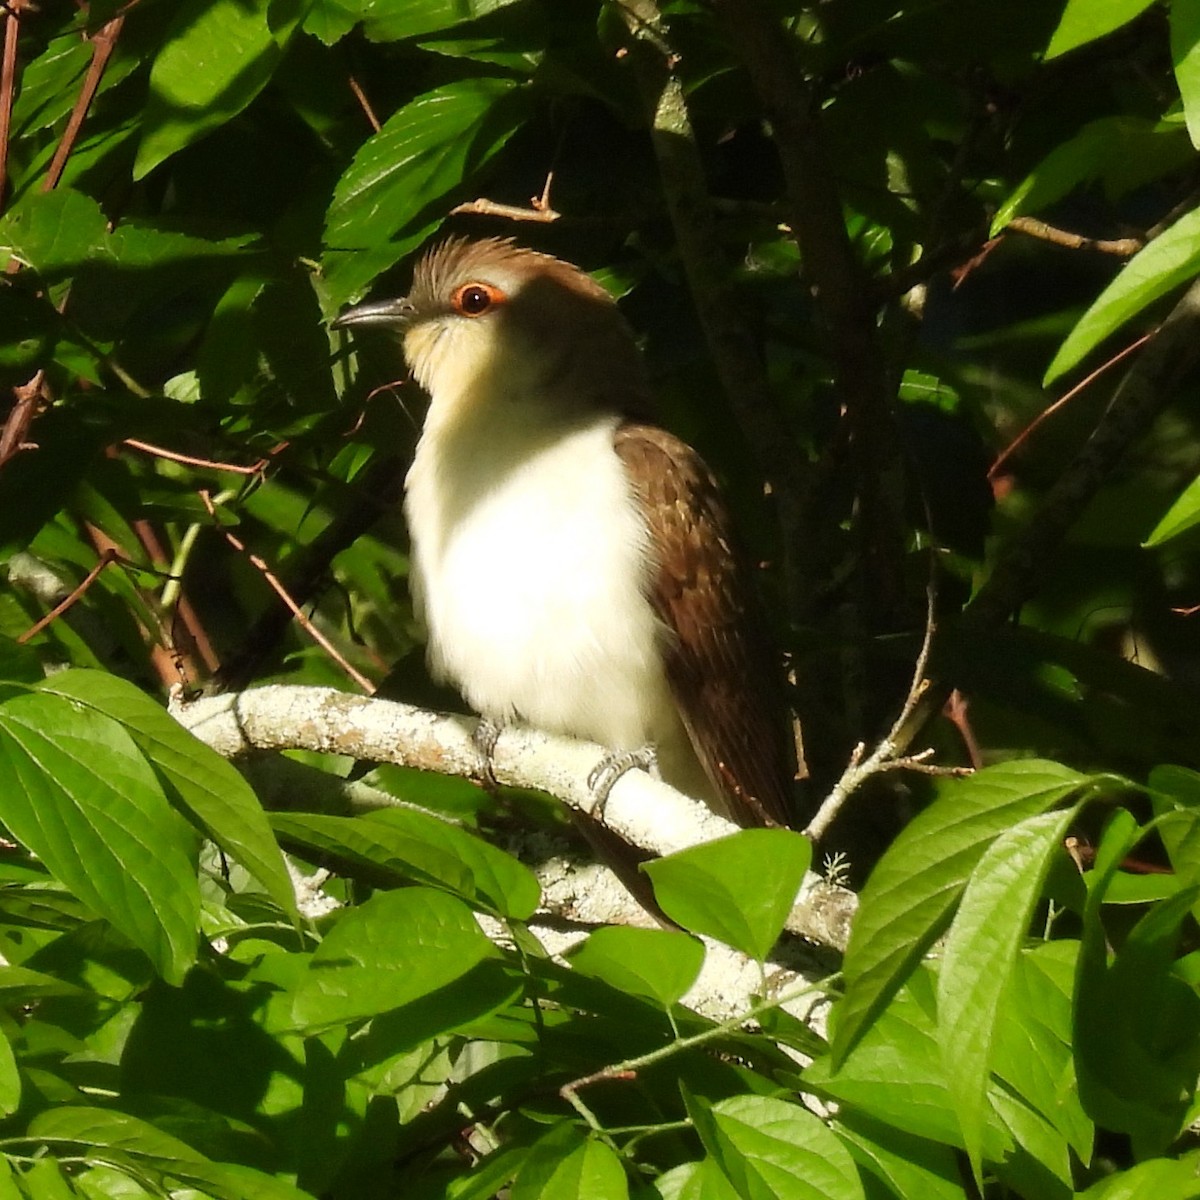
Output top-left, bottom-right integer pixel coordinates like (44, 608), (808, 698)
(336, 238), (794, 829)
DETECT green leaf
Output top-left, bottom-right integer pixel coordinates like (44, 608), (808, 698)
(29, 1107), (313, 1200)
(322, 77), (528, 307)
(136, 0), (309, 178)
(39, 670), (297, 923)
(0, 1030), (18, 1118)
(0, 635), (43, 685)
(362, 0), (524, 42)
(990, 117), (1192, 237)
(1144, 474), (1200, 547)
(511, 1123), (629, 1200)
(292, 887), (496, 1030)
(0, 692), (199, 985)
(834, 1112), (967, 1200)
(0, 963), (90, 1001)
(937, 805), (1081, 1181)
(689, 1093), (865, 1200)
(272, 807), (539, 919)
(810, 967), (1011, 1158)
(643, 829), (810, 961)
(0, 188), (108, 279)
(1045, 206), (1200, 384)
(990, 942), (1093, 1159)
(1078, 1152), (1200, 1198)
(834, 760), (1088, 1064)
(1076, 812), (1200, 1153)
(568, 927), (704, 1008)
(1045, 0), (1157, 59)
(1172, 0), (1200, 150)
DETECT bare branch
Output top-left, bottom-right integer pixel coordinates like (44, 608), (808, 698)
(173, 684), (858, 952)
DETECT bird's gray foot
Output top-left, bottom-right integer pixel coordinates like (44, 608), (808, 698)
(472, 719), (502, 792)
(586, 745), (659, 815)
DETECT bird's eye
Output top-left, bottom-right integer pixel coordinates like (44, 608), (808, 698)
(452, 282), (503, 317)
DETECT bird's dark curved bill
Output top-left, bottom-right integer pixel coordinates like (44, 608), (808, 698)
(333, 298), (416, 328)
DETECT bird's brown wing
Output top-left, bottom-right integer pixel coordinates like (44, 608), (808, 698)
(613, 422), (795, 828)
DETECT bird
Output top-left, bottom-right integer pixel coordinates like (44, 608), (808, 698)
(335, 237), (795, 831)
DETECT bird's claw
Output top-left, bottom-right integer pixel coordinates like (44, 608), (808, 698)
(587, 745), (659, 816)
(472, 719), (502, 793)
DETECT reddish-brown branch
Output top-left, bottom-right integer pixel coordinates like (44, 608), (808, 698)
(1006, 216), (1143, 258)
(199, 489), (377, 695)
(0, 0), (23, 213)
(17, 548), (120, 645)
(43, 12), (126, 193)
(989, 331), (1154, 481)
(0, 370), (45, 470)
(123, 438), (275, 477)
(348, 74), (381, 133)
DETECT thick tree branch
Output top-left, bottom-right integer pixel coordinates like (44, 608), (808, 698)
(710, 0), (908, 631)
(615, 0), (810, 615)
(172, 685), (857, 952)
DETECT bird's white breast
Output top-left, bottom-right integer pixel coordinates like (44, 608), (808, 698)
(405, 409), (681, 754)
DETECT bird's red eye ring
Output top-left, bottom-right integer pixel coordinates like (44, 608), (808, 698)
(452, 282), (504, 317)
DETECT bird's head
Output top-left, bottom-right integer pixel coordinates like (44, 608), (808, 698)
(334, 237), (650, 420)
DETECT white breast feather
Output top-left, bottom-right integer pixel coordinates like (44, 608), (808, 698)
(406, 412), (682, 752)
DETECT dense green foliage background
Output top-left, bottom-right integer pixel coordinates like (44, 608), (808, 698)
(3, 0), (1200, 1196)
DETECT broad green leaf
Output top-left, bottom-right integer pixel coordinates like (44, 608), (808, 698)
(643, 829), (810, 961)
(0, 692), (199, 985)
(30, 1107), (311, 1200)
(292, 887), (496, 1029)
(568, 927), (704, 1008)
(1045, 0), (1157, 59)
(0, 1030), (18, 1117)
(937, 806), (1081, 1181)
(0, 188), (108, 279)
(1076, 812), (1200, 1153)
(1045, 206), (1200, 384)
(304, 0), (363, 43)
(689, 1093), (865, 1200)
(651, 1159), (743, 1200)
(1078, 1151), (1200, 1198)
(362, 0), (524, 42)
(1173, 1), (1200, 149)
(834, 760), (1089, 1063)
(511, 1123), (628, 1200)
(811, 967), (1011, 1158)
(0, 964), (89, 1001)
(834, 1112), (967, 1200)
(39, 670), (297, 923)
(0, 635), (42, 685)
(0, 1158), (23, 1200)
(991, 942), (1093, 1159)
(137, 0), (309, 178)
(991, 117), (1192, 236)
(1144, 474), (1200, 547)
(989, 1086), (1073, 1199)
(322, 78), (528, 307)
(272, 807), (539, 919)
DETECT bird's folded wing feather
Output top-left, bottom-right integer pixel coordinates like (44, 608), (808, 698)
(613, 422), (794, 828)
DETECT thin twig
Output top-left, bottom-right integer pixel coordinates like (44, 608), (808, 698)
(559, 974), (827, 1110)
(42, 11), (125, 193)
(450, 197), (561, 223)
(989, 331), (1154, 480)
(0, 0), (23, 213)
(0, 370), (45, 471)
(16, 549), (119, 644)
(347, 74), (381, 133)
(199, 490), (377, 695)
(804, 583), (944, 842)
(123, 438), (274, 477)
(1006, 216), (1142, 258)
